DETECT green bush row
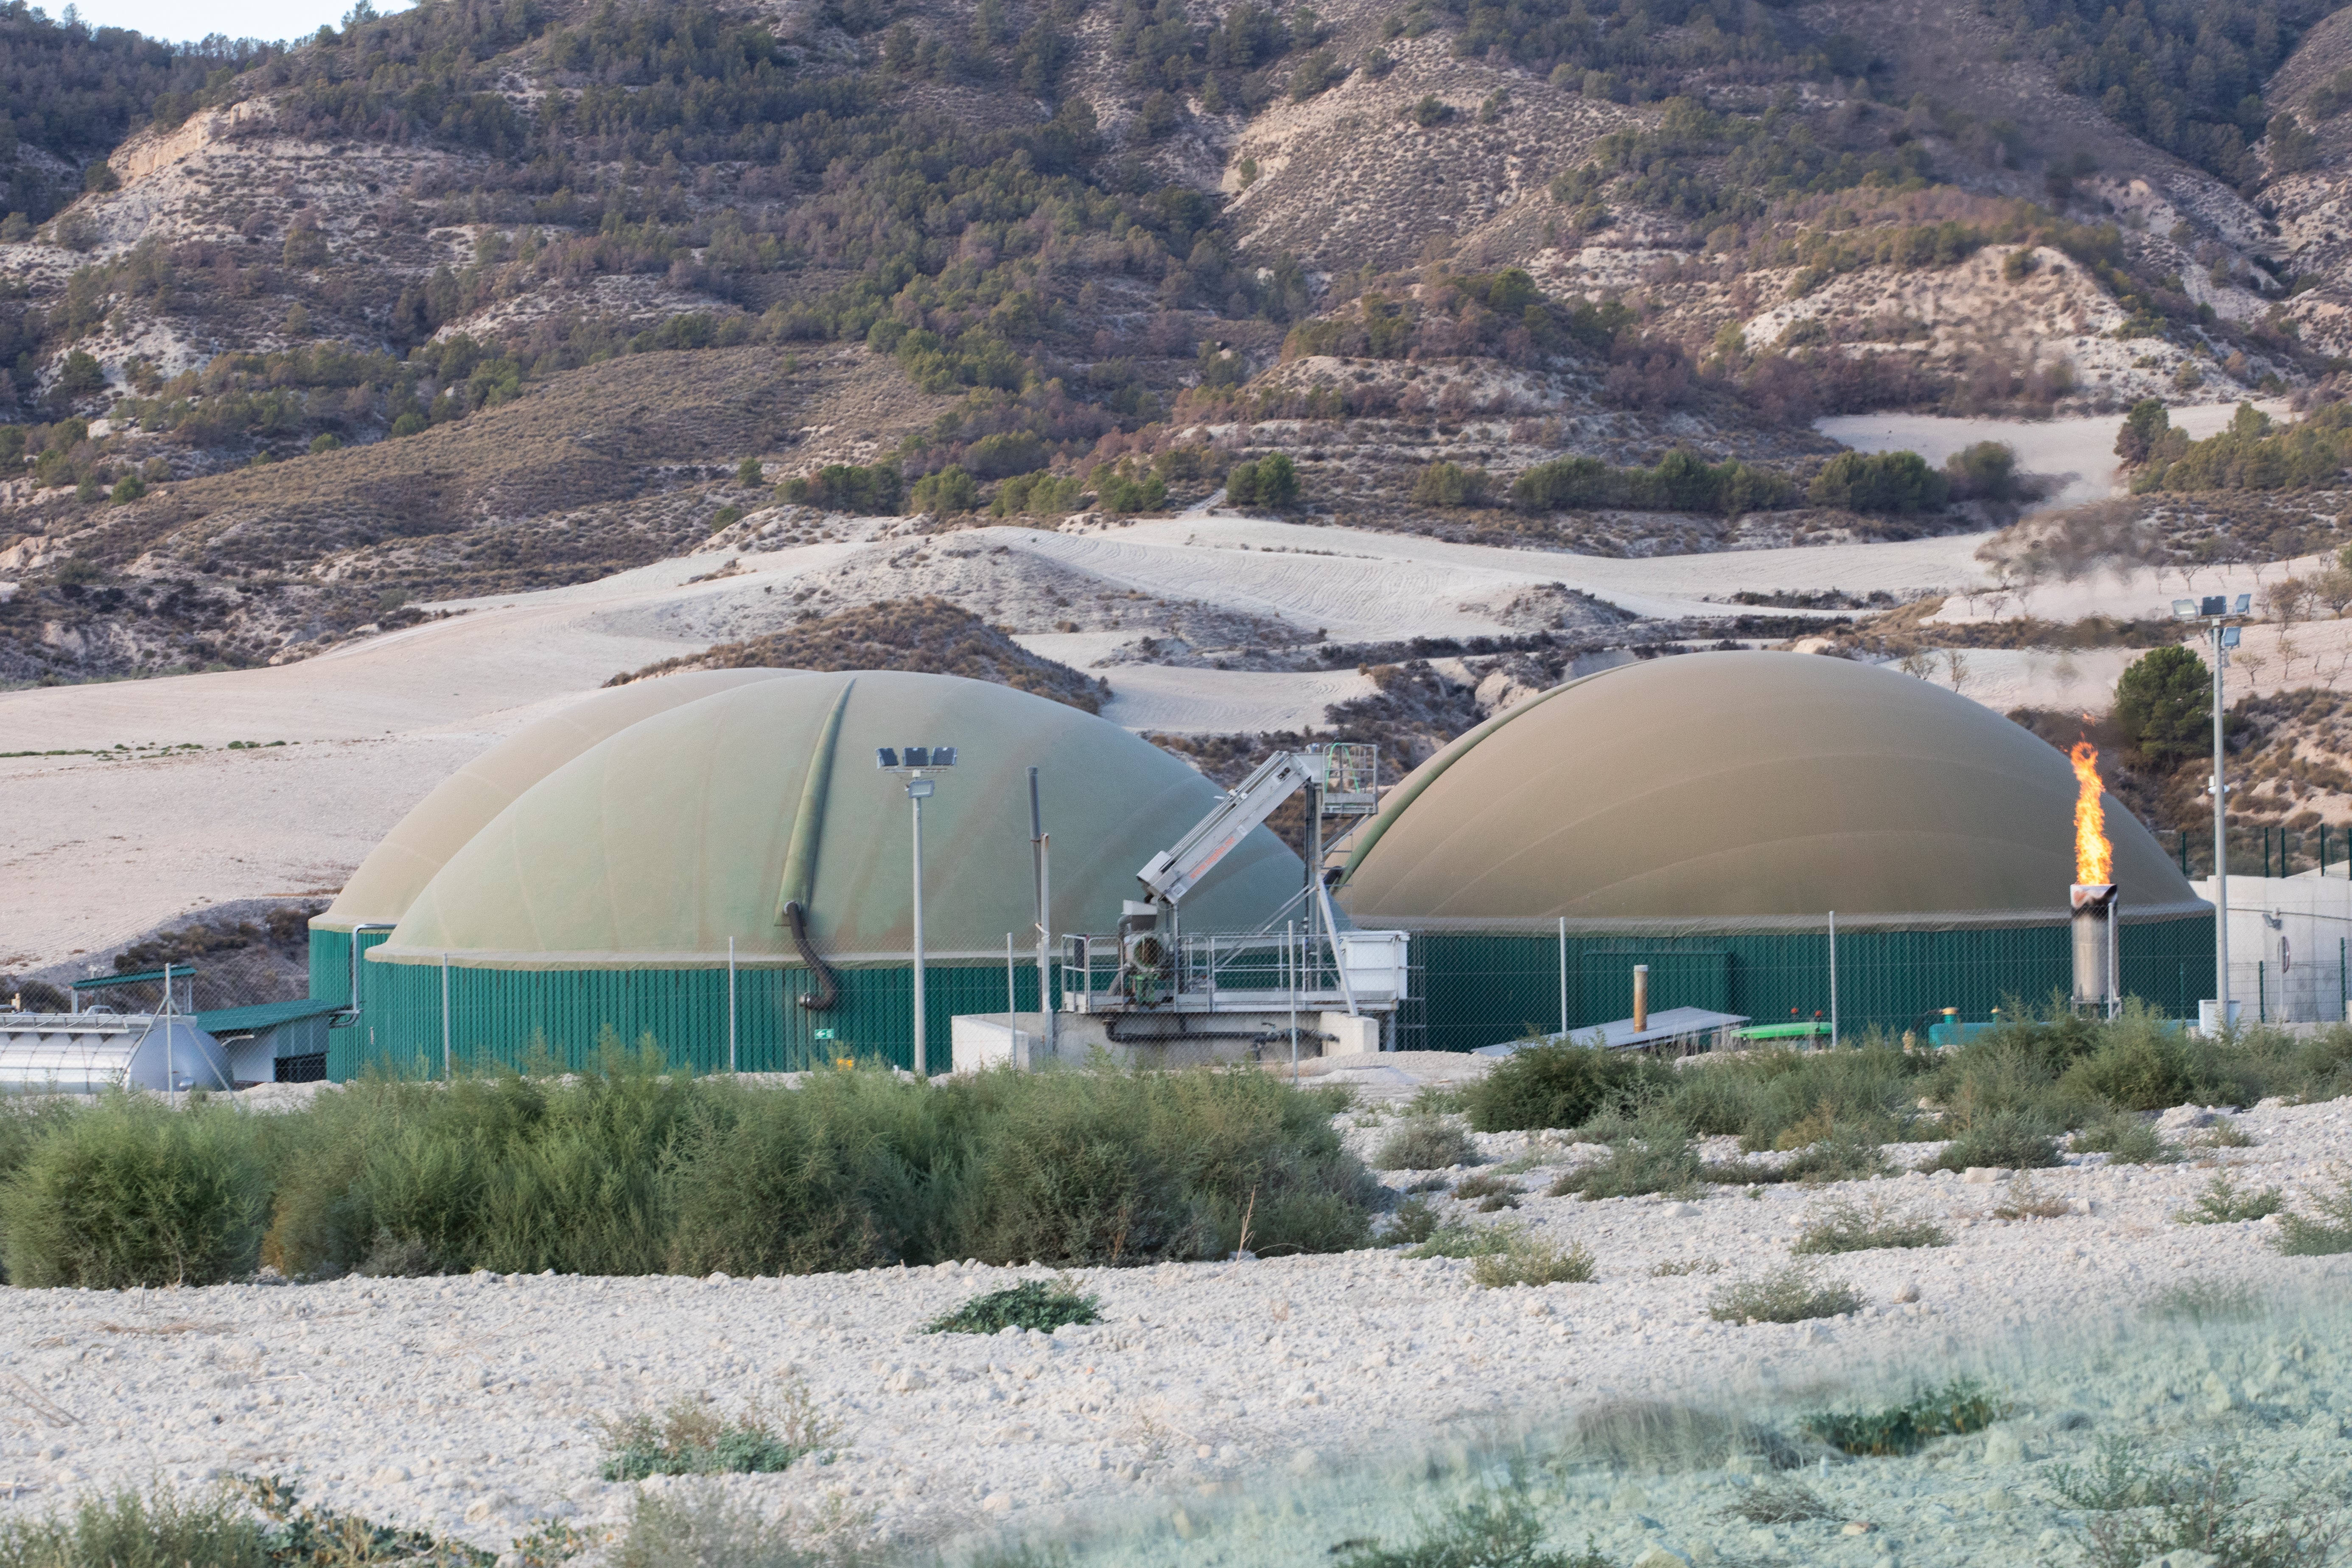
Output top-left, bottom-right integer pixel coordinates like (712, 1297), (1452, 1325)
(0, 1053), (1378, 1290)
(1462, 1003), (2352, 1150)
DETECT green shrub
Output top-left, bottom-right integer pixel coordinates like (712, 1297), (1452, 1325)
(0, 1093), (269, 1288)
(1791, 1195), (1948, 1254)
(1807, 449), (1949, 512)
(1926, 1108), (2063, 1172)
(1385, 1195), (1440, 1245)
(1724, 1479), (1834, 1523)
(927, 1278), (1100, 1334)
(990, 469), (1086, 517)
(1375, 1117), (1475, 1171)
(267, 1056), (1378, 1279)
(1224, 453), (1298, 508)
(0, 1484), (265, 1568)
(1411, 460), (1491, 507)
(2058, 1016), (2211, 1110)
(1800, 1379), (2004, 1456)
(1470, 1231), (1594, 1288)
(780, 460), (902, 514)
(1547, 1110), (1703, 1200)
(2177, 1171), (2283, 1225)
(1451, 1170), (1520, 1211)
(2275, 1174), (2352, 1255)
(1333, 1484), (1607, 1568)
(1465, 1040), (1666, 1132)
(1706, 1263), (1859, 1324)
(2072, 1109), (2179, 1164)
(597, 1386), (833, 1480)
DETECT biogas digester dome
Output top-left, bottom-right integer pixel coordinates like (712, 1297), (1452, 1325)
(1334, 653), (2215, 1049)
(316, 672), (1300, 1076)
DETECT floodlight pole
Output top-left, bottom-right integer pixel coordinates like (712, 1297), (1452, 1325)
(909, 774), (932, 1077)
(2175, 595), (2249, 1030)
(2211, 617), (2231, 1028)
(879, 744), (956, 1077)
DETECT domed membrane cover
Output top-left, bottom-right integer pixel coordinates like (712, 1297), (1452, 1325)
(1337, 652), (2204, 927)
(378, 671), (1303, 963)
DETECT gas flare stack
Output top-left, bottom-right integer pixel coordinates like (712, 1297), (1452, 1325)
(2070, 882), (2120, 1018)
(2069, 739), (2120, 1018)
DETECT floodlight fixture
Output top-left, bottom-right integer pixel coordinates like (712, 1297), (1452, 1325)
(2234, 593), (2253, 616)
(2221, 626), (2242, 649)
(2201, 595), (2227, 616)
(2173, 599), (2198, 620)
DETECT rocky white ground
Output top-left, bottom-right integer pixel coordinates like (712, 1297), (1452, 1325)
(0, 1081), (2343, 1567)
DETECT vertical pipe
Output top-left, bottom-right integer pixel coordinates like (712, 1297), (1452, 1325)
(1827, 910), (1839, 1050)
(1030, 768), (1054, 1061)
(1631, 963), (1649, 1033)
(163, 961), (174, 1099)
(2214, 623), (2230, 1025)
(1558, 916), (1568, 1039)
(2258, 959), (2266, 1024)
(910, 788), (926, 1078)
(1288, 920), (1298, 1082)
(1006, 931), (1016, 1037)
(440, 953), (451, 1081)
(728, 938), (737, 1075)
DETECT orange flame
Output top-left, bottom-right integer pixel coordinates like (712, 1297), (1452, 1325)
(2070, 739), (2112, 885)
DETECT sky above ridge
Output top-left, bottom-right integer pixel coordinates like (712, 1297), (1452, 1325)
(62, 0), (414, 46)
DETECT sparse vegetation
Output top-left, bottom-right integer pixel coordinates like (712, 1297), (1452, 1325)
(1465, 1040), (1666, 1134)
(1706, 1264), (1861, 1325)
(1991, 1176), (2073, 1221)
(1791, 1195), (1949, 1254)
(2177, 1170), (2285, 1225)
(2145, 1279), (2262, 1323)
(597, 1386), (834, 1480)
(1546, 1110), (1703, 1201)
(1800, 1380), (2005, 1457)
(2072, 1110), (2180, 1165)
(926, 1278), (1101, 1335)
(1722, 1478), (1834, 1524)
(1450, 1171), (1521, 1211)
(1375, 1118), (1476, 1171)
(2077, 1445), (2341, 1568)
(1331, 1484), (1607, 1568)
(2275, 1173), (2352, 1255)
(1469, 1232), (1595, 1288)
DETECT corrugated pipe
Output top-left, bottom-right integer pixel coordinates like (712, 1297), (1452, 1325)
(777, 679), (853, 1012)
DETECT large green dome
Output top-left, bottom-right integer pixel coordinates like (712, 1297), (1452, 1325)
(1336, 652), (2205, 927)
(319, 669), (803, 932)
(375, 671), (1301, 966)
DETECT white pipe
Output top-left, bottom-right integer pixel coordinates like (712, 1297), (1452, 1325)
(728, 938), (737, 1075)
(910, 786), (926, 1077)
(1558, 916), (1567, 1039)
(441, 953), (451, 1079)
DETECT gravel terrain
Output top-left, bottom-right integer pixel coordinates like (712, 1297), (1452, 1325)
(0, 1090), (2344, 1565)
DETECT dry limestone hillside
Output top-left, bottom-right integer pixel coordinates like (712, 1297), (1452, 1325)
(3, 0), (2352, 683)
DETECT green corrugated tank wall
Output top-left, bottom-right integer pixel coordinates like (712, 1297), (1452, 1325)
(328, 957), (1064, 1078)
(1392, 914), (2217, 1053)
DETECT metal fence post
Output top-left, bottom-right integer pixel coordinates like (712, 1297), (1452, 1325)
(440, 953), (452, 1080)
(1557, 916), (1567, 1039)
(1827, 911), (1838, 1050)
(728, 938), (738, 1075)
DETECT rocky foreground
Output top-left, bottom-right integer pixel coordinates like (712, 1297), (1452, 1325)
(0, 1096), (2345, 1567)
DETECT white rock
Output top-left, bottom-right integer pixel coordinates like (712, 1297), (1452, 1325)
(1981, 1429), (2023, 1467)
(1890, 1280), (1920, 1304)
(1631, 1547), (1691, 1568)
(980, 1492), (1014, 1515)
(370, 1466), (411, 1486)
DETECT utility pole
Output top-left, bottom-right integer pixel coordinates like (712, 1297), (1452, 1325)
(2174, 594), (2249, 1029)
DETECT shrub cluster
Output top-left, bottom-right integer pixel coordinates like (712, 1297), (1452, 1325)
(0, 1054), (1380, 1288)
(1455, 1005), (2352, 1178)
(1512, 447), (1795, 517)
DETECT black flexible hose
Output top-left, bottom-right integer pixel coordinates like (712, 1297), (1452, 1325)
(784, 901), (840, 1012)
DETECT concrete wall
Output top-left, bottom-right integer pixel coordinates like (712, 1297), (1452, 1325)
(2190, 874), (2352, 1024)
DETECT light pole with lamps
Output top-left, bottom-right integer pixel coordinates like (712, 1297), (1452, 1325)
(2173, 594), (2250, 1030)
(878, 745), (956, 1074)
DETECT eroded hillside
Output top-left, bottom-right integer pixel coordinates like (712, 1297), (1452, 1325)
(2, 0), (2351, 680)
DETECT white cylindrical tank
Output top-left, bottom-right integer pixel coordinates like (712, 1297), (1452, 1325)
(0, 1014), (234, 1094)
